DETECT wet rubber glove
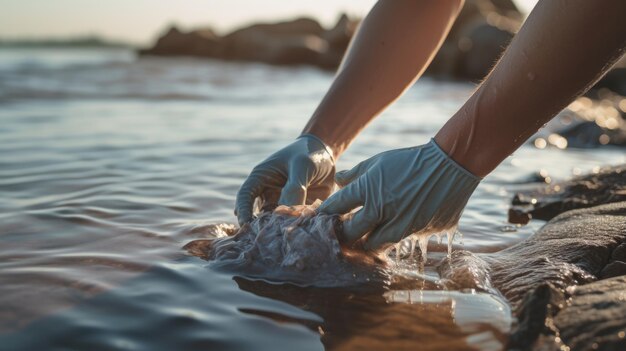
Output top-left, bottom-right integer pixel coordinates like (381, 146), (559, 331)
(318, 139), (481, 250)
(235, 134), (335, 226)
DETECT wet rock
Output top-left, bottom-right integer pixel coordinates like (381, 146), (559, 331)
(516, 170), (553, 184)
(439, 201), (626, 312)
(509, 164), (626, 222)
(493, 202), (626, 307)
(493, 202), (626, 350)
(611, 243), (626, 261)
(550, 276), (626, 351)
(507, 283), (565, 351)
(600, 261), (626, 279)
(437, 201), (626, 350)
(510, 277), (626, 351)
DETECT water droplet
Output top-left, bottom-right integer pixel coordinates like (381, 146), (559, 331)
(500, 225), (517, 233)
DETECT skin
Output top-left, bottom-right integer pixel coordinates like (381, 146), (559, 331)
(435, 0), (626, 177)
(239, 0), (626, 235)
(303, 0), (464, 157)
(235, 0), (464, 222)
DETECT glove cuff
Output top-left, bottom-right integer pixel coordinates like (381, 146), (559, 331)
(298, 133), (335, 163)
(428, 138), (483, 182)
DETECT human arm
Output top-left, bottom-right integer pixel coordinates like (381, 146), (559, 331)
(436, 0), (626, 177)
(320, 0), (626, 249)
(304, 0), (464, 156)
(235, 0), (464, 225)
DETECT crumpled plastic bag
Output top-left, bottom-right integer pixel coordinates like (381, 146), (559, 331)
(185, 201), (387, 287)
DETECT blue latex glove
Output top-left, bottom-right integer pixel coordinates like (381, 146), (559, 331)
(235, 134), (335, 226)
(318, 139), (481, 250)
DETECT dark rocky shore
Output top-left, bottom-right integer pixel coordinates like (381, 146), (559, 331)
(437, 165), (626, 350)
(510, 165), (626, 223)
(139, 0), (523, 80)
(138, 0), (626, 89)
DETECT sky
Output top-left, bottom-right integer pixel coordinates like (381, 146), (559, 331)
(0, 0), (538, 46)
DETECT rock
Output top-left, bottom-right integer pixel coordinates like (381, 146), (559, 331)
(493, 202), (626, 306)
(507, 283), (565, 351)
(317, 14), (359, 69)
(552, 276), (626, 351)
(612, 243), (626, 261)
(600, 261), (626, 279)
(558, 121), (626, 148)
(322, 14), (357, 51)
(139, 0), (524, 77)
(452, 23), (514, 80)
(516, 170), (553, 184)
(221, 17), (326, 64)
(440, 201), (626, 309)
(531, 94), (626, 149)
(508, 208), (532, 225)
(225, 17), (324, 38)
(139, 26), (221, 57)
(439, 201), (626, 350)
(509, 165), (626, 222)
(427, 0), (522, 79)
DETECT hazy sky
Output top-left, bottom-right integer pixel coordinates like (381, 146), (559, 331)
(0, 0), (538, 45)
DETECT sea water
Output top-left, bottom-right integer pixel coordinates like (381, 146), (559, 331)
(1, 47), (624, 350)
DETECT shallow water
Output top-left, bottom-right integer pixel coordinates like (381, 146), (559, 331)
(0, 48), (624, 350)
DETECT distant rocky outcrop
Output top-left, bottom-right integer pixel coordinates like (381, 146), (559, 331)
(139, 0), (522, 79)
(426, 0), (522, 80)
(142, 27), (221, 57)
(529, 92), (626, 150)
(139, 15), (357, 70)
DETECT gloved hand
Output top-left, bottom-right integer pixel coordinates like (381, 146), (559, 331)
(318, 139), (481, 250)
(235, 134), (335, 226)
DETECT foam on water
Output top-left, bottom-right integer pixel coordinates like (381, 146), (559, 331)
(386, 227), (460, 272)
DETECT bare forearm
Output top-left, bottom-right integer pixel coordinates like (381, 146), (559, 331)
(303, 0), (463, 158)
(436, 0), (626, 177)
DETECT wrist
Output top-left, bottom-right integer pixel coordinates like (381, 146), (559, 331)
(428, 138), (482, 181)
(298, 133), (337, 163)
(434, 96), (499, 178)
(299, 127), (346, 160)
